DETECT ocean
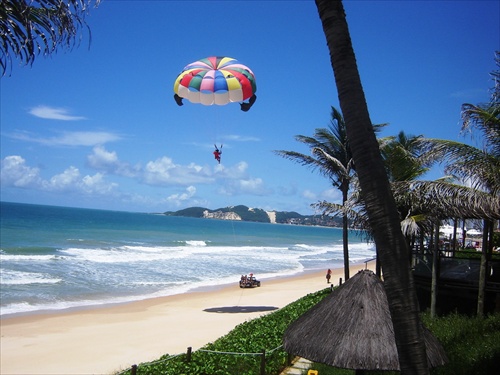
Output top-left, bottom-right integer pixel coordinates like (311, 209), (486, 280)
(0, 201), (375, 317)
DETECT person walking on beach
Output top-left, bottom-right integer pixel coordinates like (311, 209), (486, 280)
(326, 268), (332, 283)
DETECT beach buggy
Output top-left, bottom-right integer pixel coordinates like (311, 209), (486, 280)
(239, 274), (261, 288)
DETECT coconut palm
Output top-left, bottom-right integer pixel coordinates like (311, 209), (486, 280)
(315, 131), (434, 279)
(275, 106), (355, 281)
(0, 0), (100, 75)
(418, 52), (499, 195)
(314, 0), (429, 373)
(380, 131), (430, 183)
(417, 52), (500, 316)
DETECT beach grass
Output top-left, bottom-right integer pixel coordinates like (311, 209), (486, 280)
(124, 289), (500, 375)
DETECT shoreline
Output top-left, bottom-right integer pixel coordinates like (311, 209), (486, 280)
(0, 263), (357, 320)
(1, 262), (373, 375)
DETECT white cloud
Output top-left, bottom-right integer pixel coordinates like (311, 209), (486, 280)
(9, 130), (122, 146)
(42, 167), (118, 195)
(87, 145), (138, 177)
(45, 166), (80, 190)
(222, 134), (260, 142)
(213, 161), (248, 179)
(143, 157), (213, 186)
(319, 188), (342, 203)
(0, 155), (42, 188)
(166, 186), (197, 205)
(87, 147), (251, 189)
(81, 173), (118, 194)
(88, 145), (118, 166)
(219, 177), (272, 196)
(1, 155), (118, 196)
(301, 188), (341, 204)
(29, 105), (86, 121)
(302, 189), (317, 200)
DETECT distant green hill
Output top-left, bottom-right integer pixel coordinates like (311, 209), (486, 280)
(164, 205), (342, 227)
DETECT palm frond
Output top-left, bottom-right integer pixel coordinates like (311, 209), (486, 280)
(392, 180), (500, 220)
(0, 0), (100, 75)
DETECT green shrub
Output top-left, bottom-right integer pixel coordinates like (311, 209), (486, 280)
(307, 312), (500, 375)
(117, 291), (500, 375)
(125, 288), (330, 375)
(422, 312), (500, 375)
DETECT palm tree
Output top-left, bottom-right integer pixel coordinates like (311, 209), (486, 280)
(380, 131), (430, 183)
(417, 51), (500, 316)
(316, 131), (435, 275)
(314, 1), (429, 373)
(0, 0), (100, 75)
(418, 52), (499, 195)
(275, 106), (355, 281)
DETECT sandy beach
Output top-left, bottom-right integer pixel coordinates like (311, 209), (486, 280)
(1, 263), (372, 375)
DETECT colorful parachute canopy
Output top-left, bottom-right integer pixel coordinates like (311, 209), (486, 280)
(173, 56), (257, 111)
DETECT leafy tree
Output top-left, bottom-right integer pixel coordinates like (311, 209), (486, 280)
(314, 0), (429, 373)
(275, 106), (355, 281)
(417, 51), (500, 316)
(0, 0), (100, 75)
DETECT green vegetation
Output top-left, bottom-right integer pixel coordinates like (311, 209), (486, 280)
(164, 205), (343, 226)
(124, 288), (329, 375)
(422, 313), (500, 375)
(231, 205), (269, 222)
(454, 248), (500, 261)
(168, 207), (207, 218)
(309, 312), (500, 375)
(165, 205), (271, 223)
(117, 289), (500, 375)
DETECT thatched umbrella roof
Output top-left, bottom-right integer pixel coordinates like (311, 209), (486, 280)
(283, 270), (448, 371)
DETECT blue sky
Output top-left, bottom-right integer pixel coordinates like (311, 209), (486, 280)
(1, 0), (499, 214)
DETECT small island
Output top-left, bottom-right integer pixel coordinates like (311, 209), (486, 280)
(164, 205), (342, 227)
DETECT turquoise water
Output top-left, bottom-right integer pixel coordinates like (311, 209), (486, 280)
(0, 201), (375, 316)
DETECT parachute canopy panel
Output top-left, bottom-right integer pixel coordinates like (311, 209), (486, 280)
(173, 56), (257, 111)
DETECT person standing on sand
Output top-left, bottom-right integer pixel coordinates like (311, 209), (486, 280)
(326, 268), (332, 283)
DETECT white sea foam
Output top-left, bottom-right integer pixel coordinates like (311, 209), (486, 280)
(59, 246), (190, 263)
(185, 240), (208, 247)
(0, 270), (62, 285)
(0, 254), (63, 261)
(1, 202), (377, 317)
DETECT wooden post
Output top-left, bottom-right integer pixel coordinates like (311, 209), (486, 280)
(130, 364), (137, 375)
(186, 346), (192, 362)
(339, 277), (342, 285)
(260, 349), (266, 375)
(287, 352), (293, 366)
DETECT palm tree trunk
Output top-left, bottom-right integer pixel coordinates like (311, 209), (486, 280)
(342, 186), (350, 281)
(462, 220), (466, 248)
(477, 219), (490, 317)
(315, 1), (429, 373)
(452, 219), (458, 255)
(431, 222), (440, 318)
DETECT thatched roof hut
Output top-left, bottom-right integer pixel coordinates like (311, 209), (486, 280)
(283, 270), (448, 371)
